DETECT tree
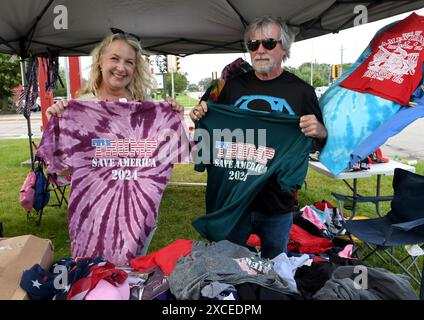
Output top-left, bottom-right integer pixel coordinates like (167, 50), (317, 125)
(198, 77), (212, 91)
(53, 67), (68, 97)
(0, 54), (21, 112)
(312, 74), (325, 87)
(166, 72), (188, 96)
(286, 61), (355, 87)
(286, 62), (313, 84)
(341, 63), (353, 74)
(285, 66), (298, 75)
(187, 84), (199, 92)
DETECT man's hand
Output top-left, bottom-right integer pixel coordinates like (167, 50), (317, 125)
(165, 96), (184, 114)
(46, 99), (68, 120)
(189, 101), (208, 122)
(299, 114), (327, 139)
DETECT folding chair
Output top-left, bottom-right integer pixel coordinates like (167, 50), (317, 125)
(32, 160), (70, 226)
(343, 168), (424, 299)
(47, 173), (70, 209)
(29, 142), (70, 225)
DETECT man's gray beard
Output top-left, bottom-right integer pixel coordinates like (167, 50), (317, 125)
(252, 60), (276, 75)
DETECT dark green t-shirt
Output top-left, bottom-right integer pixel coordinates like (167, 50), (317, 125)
(217, 70), (322, 214)
(192, 103), (312, 241)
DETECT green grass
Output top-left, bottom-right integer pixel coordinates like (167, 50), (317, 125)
(152, 94), (199, 109)
(169, 163), (207, 184)
(1, 138), (423, 292)
(175, 94), (199, 108)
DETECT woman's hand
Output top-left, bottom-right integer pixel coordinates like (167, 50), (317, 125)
(46, 99), (68, 120)
(165, 96), (184, 114)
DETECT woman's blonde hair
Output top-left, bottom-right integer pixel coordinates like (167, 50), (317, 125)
(78, 33), (152, 100)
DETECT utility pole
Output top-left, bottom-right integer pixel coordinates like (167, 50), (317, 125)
(310, 60), (313, 86)
(167, 55), (176, 99)
(340, 44), (345, 75)
(171, 70), (175, 99)
(310, 40), (314, 86)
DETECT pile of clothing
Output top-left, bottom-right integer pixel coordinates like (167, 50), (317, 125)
(19, 200), (418, 300)
(19, 256), (175, 301)
(20, 238), (418, 300)
(20, 257), (130, 300)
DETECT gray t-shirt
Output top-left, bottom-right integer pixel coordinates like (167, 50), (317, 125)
(168, 240), (297, 300)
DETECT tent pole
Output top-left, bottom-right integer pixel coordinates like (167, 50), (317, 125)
(163, 72), (167, 99)
(20, 58), (35, 171)
(25, 112), (35, 171)
(20, 58), (26, 85)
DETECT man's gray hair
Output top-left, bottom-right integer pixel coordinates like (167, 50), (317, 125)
(244, 16), (295, 62)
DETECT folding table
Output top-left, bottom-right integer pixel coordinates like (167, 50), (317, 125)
(308, 160), (416, 218)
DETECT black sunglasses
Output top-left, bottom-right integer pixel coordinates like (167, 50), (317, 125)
(246, 38), (282, 51)
(110, 28), (141, 42)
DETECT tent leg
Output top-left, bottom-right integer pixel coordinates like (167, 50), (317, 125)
(20, 58), (35, 171)
(25, 114), (35, 171)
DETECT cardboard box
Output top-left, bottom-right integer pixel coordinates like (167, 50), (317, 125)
(0, 235), (54, 300)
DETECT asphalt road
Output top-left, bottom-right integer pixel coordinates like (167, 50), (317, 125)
(0, 112), (423, 161)
(380, 118), (424, 161)
(0, 112), (43, 140)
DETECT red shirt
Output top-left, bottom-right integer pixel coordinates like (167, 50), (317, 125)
(340, 13), (424, 105)
(130, 239), (193, 275)
(288, 224), (334, 254)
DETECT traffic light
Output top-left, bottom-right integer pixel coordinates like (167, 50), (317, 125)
(335, 64), (340, 79)
(166, 55), (180, 73)
(332, 64), (340, 80)
(176, 57), (180, 72)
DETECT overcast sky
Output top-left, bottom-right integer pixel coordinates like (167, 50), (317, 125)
(79, 8), (424, 85)
(179, 8), (424, 84)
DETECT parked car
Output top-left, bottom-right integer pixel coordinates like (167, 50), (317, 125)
(14, 97), (41, 112)
(53, 96), (67, 103)
(31, 98), (41, 112)
(315, 86), (329, 99)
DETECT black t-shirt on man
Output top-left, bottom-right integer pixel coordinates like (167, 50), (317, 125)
(216, 70), (322, 214)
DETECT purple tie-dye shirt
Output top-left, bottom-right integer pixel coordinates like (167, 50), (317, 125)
(37, 100), (190, 265)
